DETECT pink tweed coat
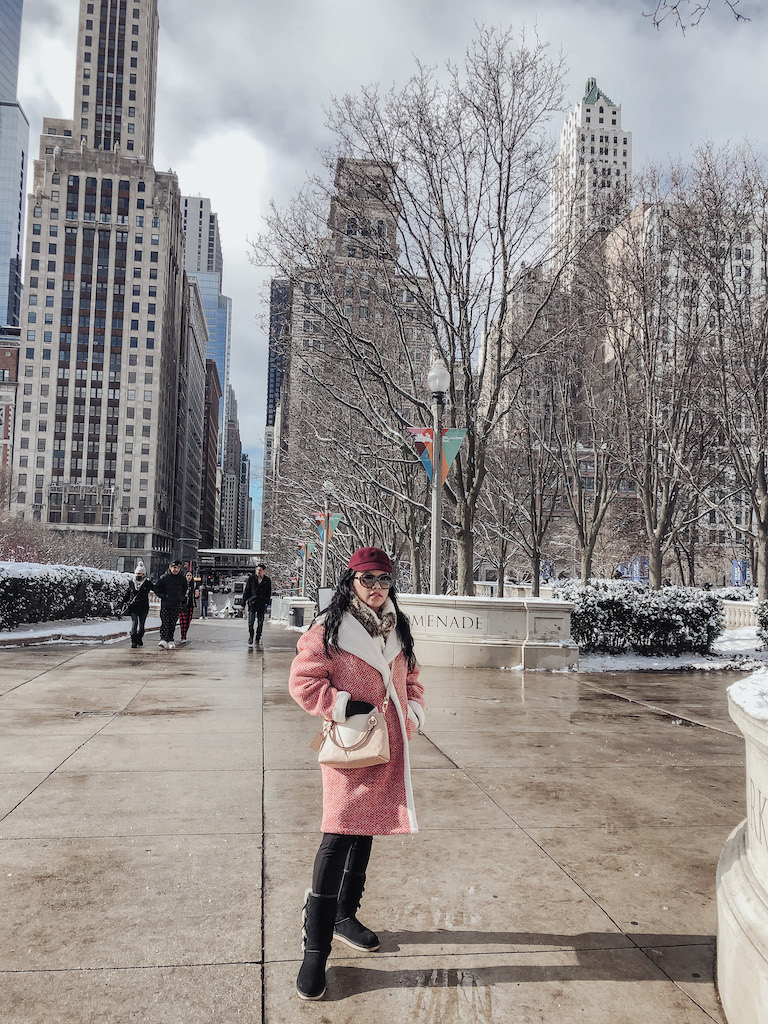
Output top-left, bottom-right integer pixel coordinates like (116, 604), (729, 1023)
(289, 611), (425, 835)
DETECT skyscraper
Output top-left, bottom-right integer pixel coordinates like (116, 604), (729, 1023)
(550, 78), (632, 274)
(220, 383), (241, 548)
(262, 158), (432, 566)
(10, 0), (201, 575)
(0, 0), (29, 327)
(182, 194), (231, 462)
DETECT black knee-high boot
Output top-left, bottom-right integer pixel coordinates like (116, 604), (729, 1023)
(334, 869), (379, 951)
(296, 890), (337, 1000)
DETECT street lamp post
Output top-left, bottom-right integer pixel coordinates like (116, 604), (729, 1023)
(320, 480), (333, 590)
(427, 359), (451, 595)
(295, 555), (303, 597)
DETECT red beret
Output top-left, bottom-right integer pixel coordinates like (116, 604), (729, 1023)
(348, 547), (393, 573)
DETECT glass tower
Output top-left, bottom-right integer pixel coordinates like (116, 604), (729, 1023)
(0, 0), (28, 326)
(182, 195), (231, 463)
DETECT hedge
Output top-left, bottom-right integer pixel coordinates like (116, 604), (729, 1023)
(0, 562), (130, 631)
(553, 579), (724, 655)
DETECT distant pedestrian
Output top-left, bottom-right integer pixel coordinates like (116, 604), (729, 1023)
(124, 561), (154, 648)
(154, 559), (186, 649)
(178, 570), (197, 644)
(200, 580), (210, 618)
(288, 546), (425, 1001)
(243, 562), (272, 649)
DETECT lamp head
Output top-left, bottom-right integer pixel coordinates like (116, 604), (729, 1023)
(427, 360), (451, 395)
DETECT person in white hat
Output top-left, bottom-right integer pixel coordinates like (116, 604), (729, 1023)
(124, 560), (155, 649)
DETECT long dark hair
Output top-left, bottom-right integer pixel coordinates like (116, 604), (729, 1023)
(321, 569), (416, 670)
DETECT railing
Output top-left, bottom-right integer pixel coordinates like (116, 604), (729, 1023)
(723, 600), (758, 629)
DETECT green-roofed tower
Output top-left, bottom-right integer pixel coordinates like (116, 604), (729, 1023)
(550, 77), (633, 279)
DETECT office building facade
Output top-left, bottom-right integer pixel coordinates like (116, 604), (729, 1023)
(9, 0), (201, 575)
(550, 78), (632, 275)
(200, 357), (221, 548)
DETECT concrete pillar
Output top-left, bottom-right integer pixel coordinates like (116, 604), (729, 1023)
(717, 670), (768, 1023)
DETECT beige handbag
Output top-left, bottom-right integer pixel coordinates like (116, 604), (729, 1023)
(310, 680), (391, 768)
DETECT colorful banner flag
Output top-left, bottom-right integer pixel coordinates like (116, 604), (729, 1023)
(314, 512), (344, 543)
(407, 427), (467, 485)
(299, 540), (316, 559)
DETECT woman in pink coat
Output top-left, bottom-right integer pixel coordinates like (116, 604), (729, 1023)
(289, 546), (425, 1001)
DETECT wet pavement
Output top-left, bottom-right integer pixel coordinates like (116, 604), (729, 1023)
(1, 618), (745, 1022)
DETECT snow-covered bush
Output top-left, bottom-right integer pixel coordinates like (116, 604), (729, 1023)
(553, 579), (724, 655)
(0, 562), (130, 630)
(713, 586), (757, 602)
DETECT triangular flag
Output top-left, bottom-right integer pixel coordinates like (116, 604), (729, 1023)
(407, 427), (466, 484)
(440, 429), (467, 485)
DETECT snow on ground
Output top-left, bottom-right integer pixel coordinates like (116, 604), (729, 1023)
(0, 616), (161, 647)
(728, 669), (768, 719)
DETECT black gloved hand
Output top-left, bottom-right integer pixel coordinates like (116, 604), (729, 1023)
(346, 700), (375, 718)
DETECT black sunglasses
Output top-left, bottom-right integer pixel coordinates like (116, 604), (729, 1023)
(356, 572), (393, 589)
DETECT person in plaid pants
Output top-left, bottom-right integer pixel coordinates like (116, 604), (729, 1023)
(178, 570), (197, 644)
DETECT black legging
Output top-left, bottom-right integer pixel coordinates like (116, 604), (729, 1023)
(312, 833), (373, 896)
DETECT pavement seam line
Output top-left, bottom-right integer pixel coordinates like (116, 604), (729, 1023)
(420, 727), (725, 1020)
(576, 678), (742, 738)
(0, 648), (168, 824)
(1, 648), (85, 696)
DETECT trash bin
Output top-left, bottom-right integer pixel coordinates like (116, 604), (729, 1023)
(290, 606), (304, 627)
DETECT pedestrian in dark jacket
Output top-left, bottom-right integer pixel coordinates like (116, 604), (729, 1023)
(178, 570), (197, 644)
(200, 581), (210, 618)
(124, 561), (154, 648)
(154, 559), (187, 649)
(243, 563), (271, 649)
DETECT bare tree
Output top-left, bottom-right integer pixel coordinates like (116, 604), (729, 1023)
(255, 27), (569, 594)
(669, 144), (768, 598)
(545, 271), (628, 582)
(601, 179), (715, 589)
(646, 0), (748, 31)
(0, 514), (112, 567)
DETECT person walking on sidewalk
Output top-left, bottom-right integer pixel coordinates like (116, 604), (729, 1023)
(124, 561), (154, 648)
(154, 559), (187, 649)
(178, 570), (197, 644)
(243, 562), (271, 649)
(200, 580), (210, 618)
(288, 546), (425, 1001)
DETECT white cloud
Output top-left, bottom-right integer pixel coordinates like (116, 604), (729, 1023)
(16, 0), (768, 535)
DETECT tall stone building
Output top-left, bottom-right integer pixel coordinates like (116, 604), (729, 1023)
(237, 450), (252, 548)
(0, 325), (20, 504)
(9, 0), (201, 574)
(550, 78), (632, 275)
(200, 357), (221, 548)
(260, 277), (289, 549)
(174, 276), (207, 565)
(219, 383), (241, 548)
(0, 0), (29, 327)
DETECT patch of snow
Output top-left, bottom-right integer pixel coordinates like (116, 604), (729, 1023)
(0, 616), (160, 647)
(728, 669), (768, 721)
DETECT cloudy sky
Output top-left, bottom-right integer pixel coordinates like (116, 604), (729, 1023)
(15, 0), (766, 532)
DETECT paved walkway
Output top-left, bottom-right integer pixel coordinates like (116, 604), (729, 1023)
(1, 618), (745, 1022)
